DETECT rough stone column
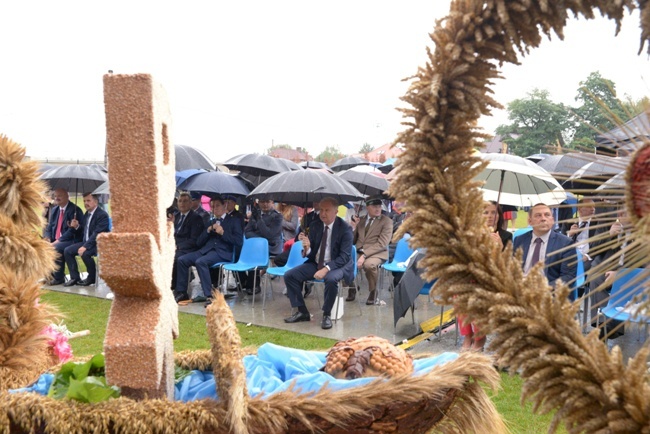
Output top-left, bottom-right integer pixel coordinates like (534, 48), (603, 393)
(99, 73), (178, 399)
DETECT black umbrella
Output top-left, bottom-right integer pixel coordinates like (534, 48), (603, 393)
(40, 165), (108, 194)
(40, 165), (108, 215)
(223, 153), (301, 187)
(177, 170), (250, 197)
(299, 160), (331, 171)
(175, 144), (215, 171)
(593, 172), (625, 200)
(336, 167), (390, 197)
(248, 170), (364, 206)
(393, 251), (426, 327)
(330, 156), (370, 172)
(563, 156), (629, 191)
(535, 152), (600, 180)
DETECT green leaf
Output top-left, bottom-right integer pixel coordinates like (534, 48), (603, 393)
(48, 353), (119, 403)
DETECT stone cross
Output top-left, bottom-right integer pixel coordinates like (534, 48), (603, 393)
(98, 73), (178, 399)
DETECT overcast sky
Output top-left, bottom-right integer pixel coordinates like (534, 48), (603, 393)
(1, 1), (648, 165)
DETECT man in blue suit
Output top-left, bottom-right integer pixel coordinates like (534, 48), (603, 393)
(174, 196), (243, 306)
(283, 197), (354, 330)
(43, 188), (84, 285)
(513, 203), (576, 288)
(63, 193), (111, 286)
(171, 192), (204, 289)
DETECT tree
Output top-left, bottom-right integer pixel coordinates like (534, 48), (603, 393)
(620, 95), (649, 118)
(359, 143), (374, 155)
(495, 89), (572, 157)
(315, 146), (345, 166)
(266, 144), (291, 155)
(571, 71), (627, 143)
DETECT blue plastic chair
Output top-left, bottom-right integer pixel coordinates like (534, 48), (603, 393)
(223, 237), (269, 308)
(598, 268), (650, 340)
(209, 250), (236, 294)
(382, 236), (415, 293)
(512, 227), (532, 240)
(303, 245), (361, 321)
(262, 241), (307, 309)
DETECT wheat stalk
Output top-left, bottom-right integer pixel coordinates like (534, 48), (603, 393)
(392, 0), (650, 432)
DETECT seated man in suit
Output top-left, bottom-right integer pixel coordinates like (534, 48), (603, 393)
(190, 192), (210, 225)
(174, 196), (243, 306)
(171, 192), (204, 290)
(347, 197), (393, 304)
(63, 193), (111, 286)
(240, 198), (283, 295)
(283, 197), (353, 330)
(43, 188), (84, 285)
(513, 203), (576, 289)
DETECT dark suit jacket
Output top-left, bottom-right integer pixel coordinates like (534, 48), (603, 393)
(197, 214), (244, 261)
(77, 206), (111, 253)
(228, 209), (246, 230)
(306, 217), (354, 282)
(45, 202), (85, 243)
(193, 206), (210, 226)
(174, 210), (204, 253)
(513, 230), (576, 287)
(245, 209), (283, 255)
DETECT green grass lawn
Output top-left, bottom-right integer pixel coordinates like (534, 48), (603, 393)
(40, 290), (564, 433)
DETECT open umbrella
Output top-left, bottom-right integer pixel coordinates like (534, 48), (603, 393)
(330, 156), (370, 172)
(475, 153), (566, 207)
(177, 170), (250, 197)
(299, 161), (331, 171)
(563, 156), (629, 191)
(536, 152), (601, 180)
(223, 153), (301, 187)
(525, 153), (551, 163)
(175, 144), (215, 171)
(175, 168), (208, 186)
(93, 181), (110, 195)
(248, 170), (364, 206)
(336, 166), (390, 197)
(40, 165), (108, 195)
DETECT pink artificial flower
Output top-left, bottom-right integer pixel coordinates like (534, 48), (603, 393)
(41, 324), (73, 363)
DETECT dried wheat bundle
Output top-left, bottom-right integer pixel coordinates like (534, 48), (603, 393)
(392, 0), (650, 432)
(0, 264), (57, 390)
(0, 135), (59, 391)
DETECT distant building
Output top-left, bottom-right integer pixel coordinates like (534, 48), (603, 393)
(351, 142), (403, 163)
(268, 147), (311, 162)
(478, 134), (519, 154)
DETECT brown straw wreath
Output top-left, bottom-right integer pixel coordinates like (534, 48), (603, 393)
(391, 0), (650, 433)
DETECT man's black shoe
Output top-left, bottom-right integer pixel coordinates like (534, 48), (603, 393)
(64, 279), (79, 287)
(204, 297), (213, 307)
(284, 312), (311, 323)
(78, 279), (95, 286)
(304, 285), (312, 298)
(47, 278), (65, 286)
(245, 287), (261, 295)
(174, 292), (190, 303)
(321, 315), (332, 329)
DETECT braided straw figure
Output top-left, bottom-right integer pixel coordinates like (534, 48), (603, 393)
(391, 0), (650, 432)
(0, 135), (58, 390)
(206, 293), (249, 434)
(322, 335), (414, 380)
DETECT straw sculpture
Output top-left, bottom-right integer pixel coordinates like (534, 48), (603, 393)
(390, 0), (650, 433)
(0, 135), (58, 391)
